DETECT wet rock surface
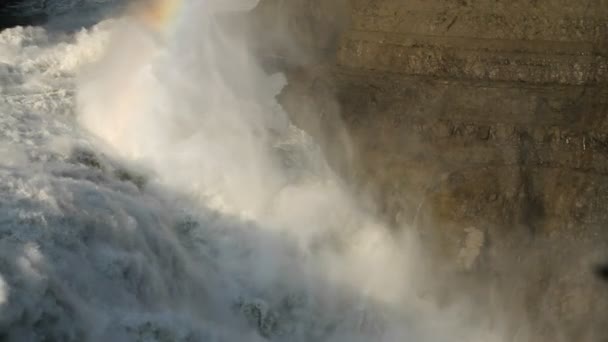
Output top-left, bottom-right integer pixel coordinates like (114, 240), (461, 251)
(257, 0), (608, 340)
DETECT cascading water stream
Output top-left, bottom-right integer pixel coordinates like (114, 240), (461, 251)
(0, 1), (509, 341)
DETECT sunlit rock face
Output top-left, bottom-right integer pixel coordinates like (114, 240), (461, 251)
(267, 0), (608, 341)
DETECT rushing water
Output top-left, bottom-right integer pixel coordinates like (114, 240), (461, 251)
(0, 1), (505, 341)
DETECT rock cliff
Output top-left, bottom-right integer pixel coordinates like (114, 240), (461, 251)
(253, 1), (608, 340)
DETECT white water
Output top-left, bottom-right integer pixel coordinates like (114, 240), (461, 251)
(0, 1), (507, 341)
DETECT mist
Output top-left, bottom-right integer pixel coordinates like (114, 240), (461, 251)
(77, 0), (511, 340)
(0, 0), (515, 341)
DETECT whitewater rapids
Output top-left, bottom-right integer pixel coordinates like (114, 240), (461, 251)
(0, 1), (505, 341)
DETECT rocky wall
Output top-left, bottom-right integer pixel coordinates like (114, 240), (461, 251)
(253, 1), (608, 340)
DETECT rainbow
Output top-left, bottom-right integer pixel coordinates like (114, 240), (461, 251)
(136, 0), (185, 32)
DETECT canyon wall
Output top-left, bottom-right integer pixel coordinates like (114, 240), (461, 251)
(254, 0), (608, 340)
